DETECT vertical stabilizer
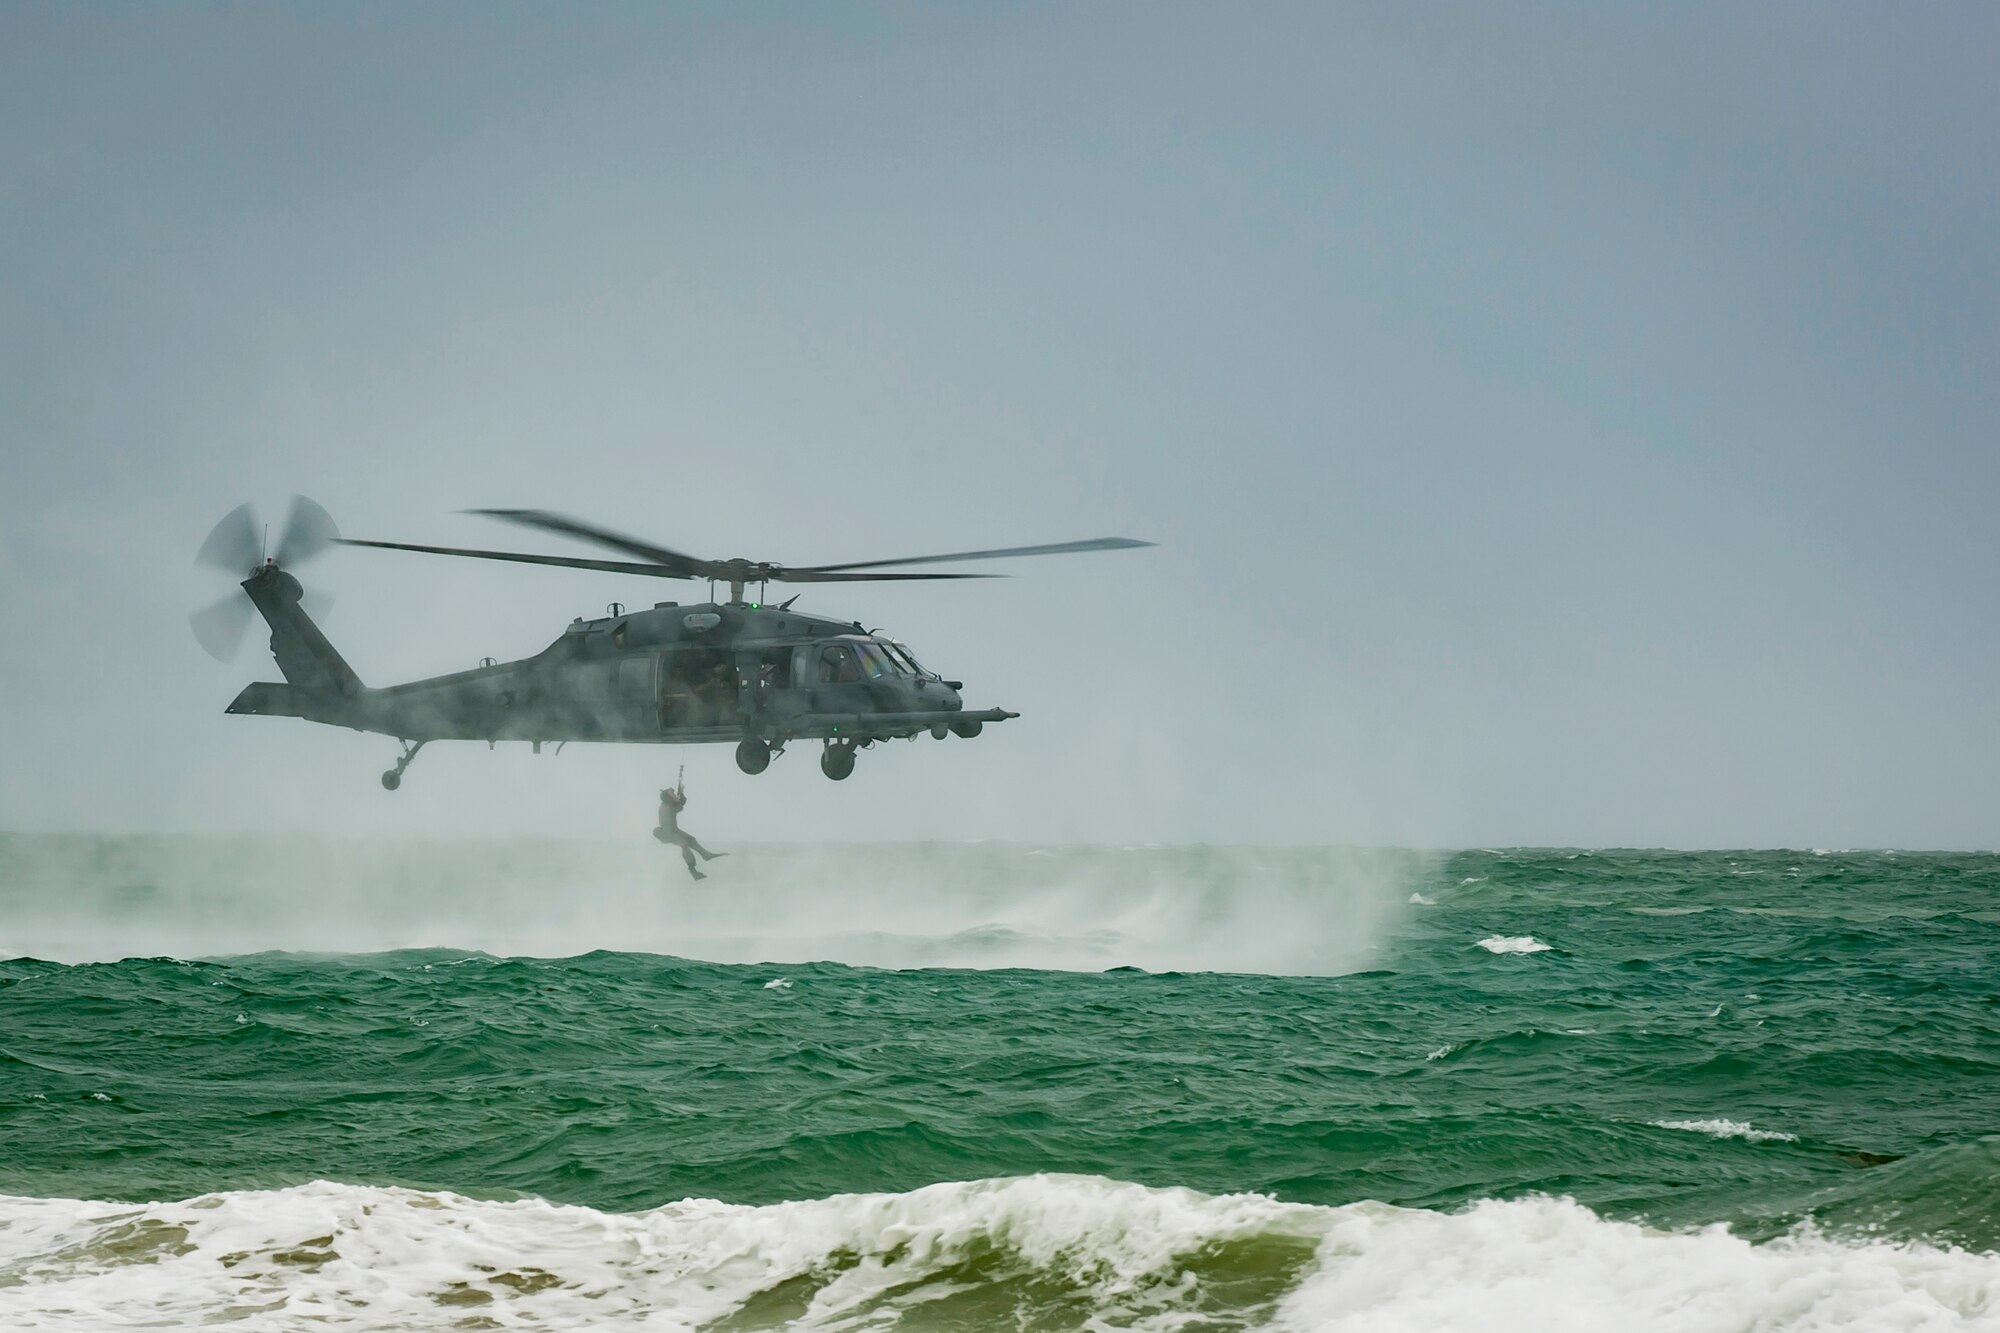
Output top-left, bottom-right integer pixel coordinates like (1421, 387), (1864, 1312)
(242, 566), (363, 696)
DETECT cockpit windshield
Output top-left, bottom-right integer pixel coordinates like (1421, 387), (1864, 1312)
(856, 642), (900, 679)
(886, 642), (927, 677)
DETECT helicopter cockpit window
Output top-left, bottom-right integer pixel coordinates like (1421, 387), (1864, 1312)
(856, 643), (898, 679)
(818, 645), (861, 684)
(887, 643), (925, 676)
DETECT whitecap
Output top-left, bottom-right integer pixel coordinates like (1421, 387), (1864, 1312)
(762, 977), (793, 990)
(1408, 892), (1435, 906)
(0, 1178), (1989, 1330)
(1652, 1118), (1798, 1143)
(1477, 935), (1551, 954)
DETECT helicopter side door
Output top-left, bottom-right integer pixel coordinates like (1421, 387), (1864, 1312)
(614, 653), (658, 738)
(736, 644), (808, 729)
(658, 644), (738, 730)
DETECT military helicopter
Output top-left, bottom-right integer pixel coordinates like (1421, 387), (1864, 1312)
(192, 497), (1150, 787)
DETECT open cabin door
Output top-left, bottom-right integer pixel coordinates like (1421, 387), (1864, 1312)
(658, 643), (738, 730)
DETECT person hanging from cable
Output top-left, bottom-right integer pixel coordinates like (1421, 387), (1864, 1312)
(654, 766), (725, 880)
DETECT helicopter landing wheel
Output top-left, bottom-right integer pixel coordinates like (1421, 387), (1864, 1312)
(380, 739), (424, 793)
(950, 719), (983, 739)
(820, 743), (856, 781)
(735, 738), (772, 775)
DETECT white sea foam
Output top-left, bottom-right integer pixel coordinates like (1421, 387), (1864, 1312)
(1409, 892), (1435, 905)
(1653, 1118), (1800, 1144)
(1477, 935), (1551, 954)
(0, 1177), (1992, 1332)
(762, 977), (793, 990)
(0, 839), (1421, 978)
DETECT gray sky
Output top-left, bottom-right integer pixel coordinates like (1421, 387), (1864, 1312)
(3, 3), (1995, 848)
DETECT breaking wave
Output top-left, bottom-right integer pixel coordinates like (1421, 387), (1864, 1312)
(1, 1175), (1994, 1331)
(1477, 934), (1552, 954)
(1653, 1118), (1800, 1144)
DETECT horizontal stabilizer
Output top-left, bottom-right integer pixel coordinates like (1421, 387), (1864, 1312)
(226, 682), (345, 722)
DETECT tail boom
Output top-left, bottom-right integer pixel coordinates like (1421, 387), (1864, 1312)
(243, 565), (361, 696)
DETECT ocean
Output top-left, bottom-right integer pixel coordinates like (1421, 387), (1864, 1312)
(1, 837), (1996, 1329)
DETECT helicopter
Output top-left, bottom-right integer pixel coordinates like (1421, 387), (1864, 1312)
(192, 497), (1151, 787)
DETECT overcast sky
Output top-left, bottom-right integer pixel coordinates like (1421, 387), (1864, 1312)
(2, 3), (1995, 848)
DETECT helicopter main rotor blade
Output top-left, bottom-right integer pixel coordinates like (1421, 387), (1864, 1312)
(195, 502), (262, 575)
(189, 591), (255, 661)
(794, 536), (1154, 574)
(337, 538), (996, 584)
(465, 509), (709, 578)
(770, 570), (999, 583)
(275, 494), (340, 567)
(336, 538), (696, 579)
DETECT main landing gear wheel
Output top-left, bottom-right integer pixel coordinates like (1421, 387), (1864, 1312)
(950, 719), (983, 739)
(820, 743), (856, 781)
(735, 738), (772, 775)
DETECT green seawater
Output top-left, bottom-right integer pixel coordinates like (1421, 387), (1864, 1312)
(2, 839), (1998, 1329)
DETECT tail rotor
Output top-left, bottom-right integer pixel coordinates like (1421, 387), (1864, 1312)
(190, 495), (339, 662)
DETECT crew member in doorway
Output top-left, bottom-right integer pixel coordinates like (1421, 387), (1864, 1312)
(654, 781), (725, 880)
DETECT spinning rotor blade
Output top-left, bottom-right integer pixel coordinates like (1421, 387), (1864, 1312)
(189, 592), (255, 661)
(466, 509), (708, 578)
(336, 538), (693, 578)
(195, 502), (262, 575)
(191, 497), (339, 663)
(299, 588), (336, 622)
(345, 508), (1148, 593)
(768, 570), (997, 582)
(337, 537), (995, 582)
(795, 536), (1154, 574)
(275, 494), (339, 566)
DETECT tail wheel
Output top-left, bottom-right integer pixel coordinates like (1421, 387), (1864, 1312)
(735, 738), (772, 775)
(821, 744), (856, 781)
